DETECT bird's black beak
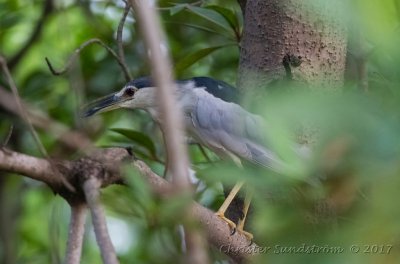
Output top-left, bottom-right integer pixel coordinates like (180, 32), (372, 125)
(81, 93), (121, 117)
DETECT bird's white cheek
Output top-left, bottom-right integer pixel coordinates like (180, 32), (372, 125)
(119, 100), (136, 109)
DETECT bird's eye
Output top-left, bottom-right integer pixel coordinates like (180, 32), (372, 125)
(124, 87), (136, 97)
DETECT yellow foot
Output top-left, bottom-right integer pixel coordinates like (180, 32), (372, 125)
(215, 211), (237, 235)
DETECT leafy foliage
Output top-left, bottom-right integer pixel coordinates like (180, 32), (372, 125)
(1, 0), (400, 263)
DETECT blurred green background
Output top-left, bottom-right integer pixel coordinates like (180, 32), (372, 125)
(1, 0), (400, 263)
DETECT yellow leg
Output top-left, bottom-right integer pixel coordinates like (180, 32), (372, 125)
(237, 191), (253, 242)
(215, 181), (245, 231)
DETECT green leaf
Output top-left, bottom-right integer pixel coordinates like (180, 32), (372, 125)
(185, 5), (234, 35)
(206, 5), (239, 34)
(164, 21), (228, 37)
(157, 192), (193, 224)
(110, 128), (157, 158)
(174, 44), (234, 75)
(169, 4), (187, 16)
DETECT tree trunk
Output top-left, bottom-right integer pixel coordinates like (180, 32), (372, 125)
(238, 0), (347, 92)
(228, 0), (349, 232)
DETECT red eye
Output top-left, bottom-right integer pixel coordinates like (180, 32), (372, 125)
(124, 87), (135, 96)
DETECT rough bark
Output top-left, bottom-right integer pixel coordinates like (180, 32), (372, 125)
(238, 0), (347, 92)
(231, 0), (349, 234)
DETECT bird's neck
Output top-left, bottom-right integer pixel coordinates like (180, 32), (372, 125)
(144, 85), (196, 126)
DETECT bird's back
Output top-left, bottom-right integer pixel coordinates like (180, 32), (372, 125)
(178, 79), (282, 171)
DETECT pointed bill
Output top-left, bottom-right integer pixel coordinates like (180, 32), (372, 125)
(81, 93), (121, 117)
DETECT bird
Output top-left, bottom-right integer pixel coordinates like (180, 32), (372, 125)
(82, 76), (284, 241)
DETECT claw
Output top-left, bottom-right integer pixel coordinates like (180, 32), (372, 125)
(215, 211), (254, 242)
(215, 211), (237, 234)
(239, 211), (245, 220)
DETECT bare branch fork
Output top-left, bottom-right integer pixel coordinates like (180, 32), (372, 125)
(1, 53), (119, 263)
(1, 53), (125, 263)
(45, 2), (134, 82)
(45, 38), (131, 81)
(0, 148), (259, 263)
(1, 24), (133, 263)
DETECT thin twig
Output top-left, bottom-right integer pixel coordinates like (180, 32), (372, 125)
(8, 0), (53, 70)
(0, 56), (48, 157)
(65, 203), (87, 264)
(45, 38), (131, 81)
(83, 178), (118, 264)
(2, 125), (14, 148)
(116, 2), (132, 82)
(129, 1), (209, 263)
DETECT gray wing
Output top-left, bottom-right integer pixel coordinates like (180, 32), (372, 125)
(190, 89), (282, 171)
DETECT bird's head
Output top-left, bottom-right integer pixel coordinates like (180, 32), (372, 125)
(82, 77), (156, 117)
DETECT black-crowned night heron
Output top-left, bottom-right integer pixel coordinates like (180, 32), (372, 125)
(83, 76), (283, 240)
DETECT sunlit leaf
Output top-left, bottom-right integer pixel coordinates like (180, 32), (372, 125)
(185, 5), (234, 36)
(206, 5), (240, 35)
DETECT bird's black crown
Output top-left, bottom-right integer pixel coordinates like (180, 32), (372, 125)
(125, 76), (153, 89)
(125, 76), (239, 103)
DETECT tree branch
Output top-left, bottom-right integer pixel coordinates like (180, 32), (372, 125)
(0, 147), (258, 262)
(45, 38), (131, 81)
(83, 178), (118, 264)
(129, 1), (209, 263)
(0, 148), (61, 184)
(116, 2), (132, 82)
(133, 159), (259, 263)
(65, 203), (87, 264)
